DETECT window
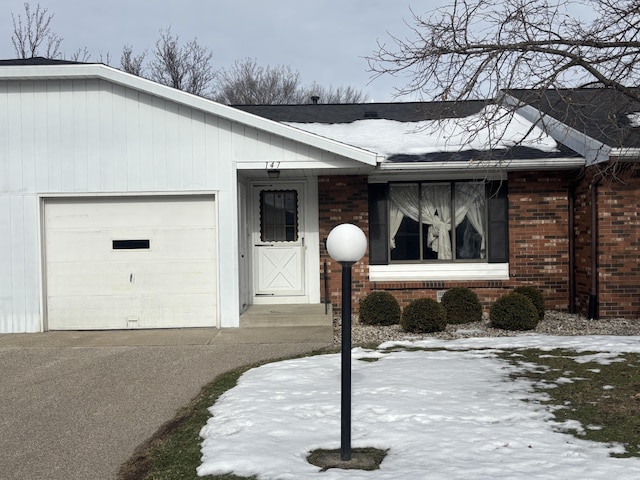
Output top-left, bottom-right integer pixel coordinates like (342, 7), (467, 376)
(260, 190), (298, 242)
(368, 180), (508, 265)
(390, 182), (485, 261)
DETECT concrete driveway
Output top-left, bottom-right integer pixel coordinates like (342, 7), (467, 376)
(0, 327), (331, 480)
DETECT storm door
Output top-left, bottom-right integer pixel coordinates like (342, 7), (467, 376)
(252, 183), (305, 297)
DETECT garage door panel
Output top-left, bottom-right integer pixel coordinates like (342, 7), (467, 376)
(47, 294), (216, 330)
(45, 196), (218, 330)
(46, 198), (215, 229)
(46, 263), (216, 296)
(46, 228), (217, 261)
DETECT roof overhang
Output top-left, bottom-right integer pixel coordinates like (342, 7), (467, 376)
(0, 63), (380, 167)
(369, 156), (585, 181)
(503, 94), (611, 166)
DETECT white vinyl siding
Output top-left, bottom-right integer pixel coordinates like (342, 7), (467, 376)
(1, 79), (222, 193)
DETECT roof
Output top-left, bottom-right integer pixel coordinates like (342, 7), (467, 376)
(0, 57), (84, 66)
(234, 101), (488, 123)
(238, 101), (583, 169)
(507, 88), (640, 152)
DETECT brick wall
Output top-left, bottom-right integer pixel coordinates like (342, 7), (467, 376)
(319, 175), (371, 313)
(319, 172), (574, 318)
(573, 166), (640, 319)
(507, 171), (572, 311)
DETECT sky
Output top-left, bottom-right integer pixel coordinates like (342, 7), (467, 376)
(0, 0), (439, 102)
(199, 335), (640, 479)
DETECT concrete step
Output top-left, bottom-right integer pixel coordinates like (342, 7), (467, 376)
(240, 304), (333, 328)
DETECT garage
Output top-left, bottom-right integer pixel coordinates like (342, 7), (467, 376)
(44, 196), (218, 330)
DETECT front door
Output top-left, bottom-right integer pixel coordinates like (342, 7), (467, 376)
(252, 183), (305, 298)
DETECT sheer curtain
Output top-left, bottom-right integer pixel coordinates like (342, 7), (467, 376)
(389, 183), (485, 260)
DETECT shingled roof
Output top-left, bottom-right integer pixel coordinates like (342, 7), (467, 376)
(234, 100), (489, 123)
(236, 100), (582, 166)
(507, 88), (640, 150)
(0, 57), (85, 66)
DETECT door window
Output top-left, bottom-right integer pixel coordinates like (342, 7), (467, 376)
(260, 190), (298, 242)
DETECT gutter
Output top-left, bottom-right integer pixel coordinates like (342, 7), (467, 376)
(376, 157), (584, 173)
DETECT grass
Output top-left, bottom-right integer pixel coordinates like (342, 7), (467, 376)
(118, 347), (640, 479)
(499, 349), (640, 457)
(118, 365), (256, 480)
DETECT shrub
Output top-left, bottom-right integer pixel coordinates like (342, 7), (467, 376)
(358, 291), (401, 326)
(513, 286), (545, 320)
(440, 287), (483, 324)
(490, 293), (539, 331)
(400, 298), (447, 333)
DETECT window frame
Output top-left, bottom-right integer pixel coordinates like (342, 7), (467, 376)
(259, 189), (299, 243)
(368, 179), (509, 272)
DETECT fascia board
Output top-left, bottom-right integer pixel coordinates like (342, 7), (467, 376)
(1, 64), (380, 166)
(610, 148), (640, 160)
(503, 94), (609, 166)
(377, 157), (585, 173)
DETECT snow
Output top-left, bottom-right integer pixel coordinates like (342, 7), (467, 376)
(198, 335), (640, 479)
(286, 105), (559, 158)
(627, 112), (640, 127)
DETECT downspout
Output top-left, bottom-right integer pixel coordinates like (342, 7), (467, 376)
(568, 181), (576, 314)
(588, 175), (602, 320)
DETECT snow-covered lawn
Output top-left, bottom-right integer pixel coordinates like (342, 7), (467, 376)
(199, 336), (640, 479)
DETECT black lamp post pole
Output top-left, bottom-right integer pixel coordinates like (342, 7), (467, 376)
(340, 260), (354, 461)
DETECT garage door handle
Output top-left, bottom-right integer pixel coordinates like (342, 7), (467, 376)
(130, 273), (134, 283)
(255, 244), (275, 247)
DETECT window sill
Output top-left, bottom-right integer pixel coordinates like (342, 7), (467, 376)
(369, 263), (509, 282)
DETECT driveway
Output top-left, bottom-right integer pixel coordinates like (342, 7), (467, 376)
(0, 328), (331, 480)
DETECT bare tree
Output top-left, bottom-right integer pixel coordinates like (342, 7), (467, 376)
(147, 28), (216, 96)
(120, 45), (146, 76)
(303, 83), (367, 104)
(214, 58), (304, 104)
(368, 0), (640, 104)
(69, 47), (91, 63)
(214, 58), (367, 104)
(11, 2), (62, 59)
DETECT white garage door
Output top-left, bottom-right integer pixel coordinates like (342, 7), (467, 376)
(44, 196), (217, 330)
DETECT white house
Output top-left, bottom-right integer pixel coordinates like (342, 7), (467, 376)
(0, 60), (379, 333)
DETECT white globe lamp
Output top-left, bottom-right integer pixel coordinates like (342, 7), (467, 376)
(325, 223), (367, 461)
(326, 223), (367, 264)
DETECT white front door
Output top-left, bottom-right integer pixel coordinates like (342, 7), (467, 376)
(252, 183), (306, 298)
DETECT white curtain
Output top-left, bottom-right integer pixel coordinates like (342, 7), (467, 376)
(455, 183), (485, 259)
(389, 183), (485, 260)
(421, 184), (453, 258)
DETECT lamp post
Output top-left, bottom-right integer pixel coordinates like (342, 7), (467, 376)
(326, 223), (367, 461)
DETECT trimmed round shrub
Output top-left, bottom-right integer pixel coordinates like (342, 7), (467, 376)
(358, 291), (401, 326)
(440, 287), (482, 325)
(490, 293), (539, 331)
(513, 286), (545, 320)
(400, 298), (447, 333)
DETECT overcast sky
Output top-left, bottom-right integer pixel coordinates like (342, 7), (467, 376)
(0, 0), (441, 102)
